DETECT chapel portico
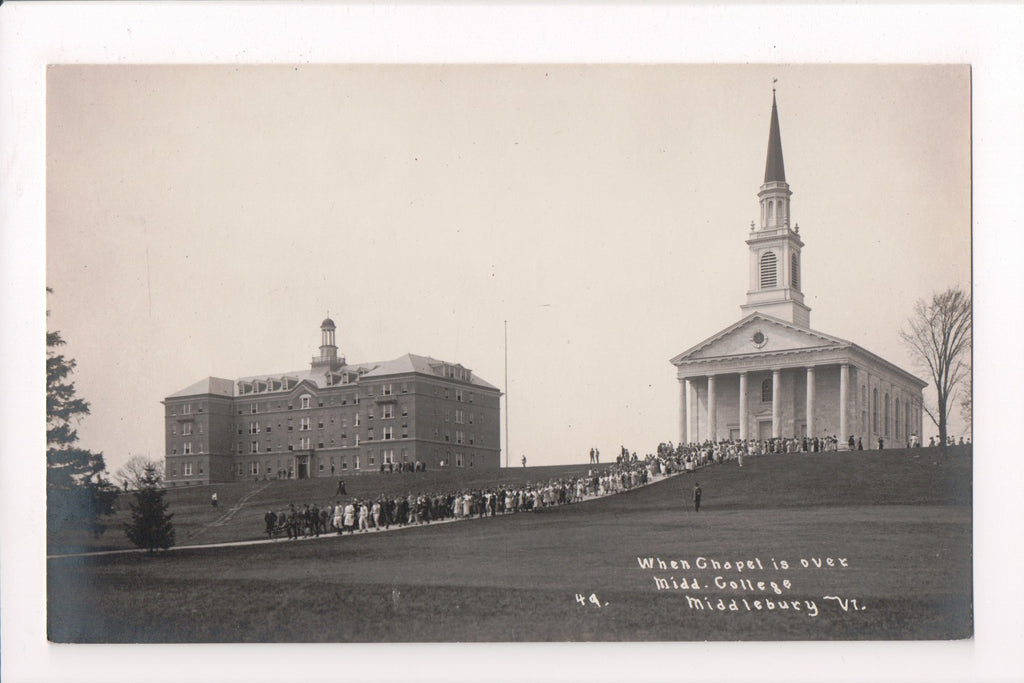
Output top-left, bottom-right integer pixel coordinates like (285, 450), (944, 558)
(670, 91), (926, 449)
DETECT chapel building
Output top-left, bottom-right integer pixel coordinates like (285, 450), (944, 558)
(670, 92), (926, 448)
(163, 318), (502, 486)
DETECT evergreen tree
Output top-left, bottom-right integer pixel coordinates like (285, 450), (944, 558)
(47, 291), (118, 538)
(124, 463), (176, 553)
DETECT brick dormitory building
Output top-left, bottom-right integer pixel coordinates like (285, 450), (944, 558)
(163, 318), (502, 486)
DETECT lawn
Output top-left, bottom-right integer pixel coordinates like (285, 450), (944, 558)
(47, 448), (972, 642)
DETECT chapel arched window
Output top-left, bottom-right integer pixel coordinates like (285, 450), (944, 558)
(872, 388), (879, 433)
(894, 399), (901, 440)
(884, 393), (891, 437)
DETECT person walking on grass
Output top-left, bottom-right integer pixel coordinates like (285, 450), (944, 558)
(692, 482), (702, 513)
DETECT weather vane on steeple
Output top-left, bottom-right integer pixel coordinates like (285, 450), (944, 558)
(772, 77), (778, 94)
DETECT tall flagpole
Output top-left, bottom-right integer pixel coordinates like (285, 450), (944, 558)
(504, 320), (509, 469)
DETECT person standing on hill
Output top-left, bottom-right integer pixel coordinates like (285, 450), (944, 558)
(343, 500), (356, 533)
(264, 510), (277, 538)
(691, 482), (702, 513)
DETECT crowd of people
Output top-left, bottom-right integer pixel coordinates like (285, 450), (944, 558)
(258, 430), (974, 540)
(647, 435), (839, 472)
(262, 457), (661, 540)
(260, 436), (819, 539)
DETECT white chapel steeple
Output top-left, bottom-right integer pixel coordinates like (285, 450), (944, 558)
(740, 90), (811, 328)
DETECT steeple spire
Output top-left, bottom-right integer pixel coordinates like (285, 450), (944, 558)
(743, 88), (811, 328)
(763, 89), (786, 183)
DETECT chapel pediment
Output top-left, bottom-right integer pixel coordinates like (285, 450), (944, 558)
(670, 313), (849, 365)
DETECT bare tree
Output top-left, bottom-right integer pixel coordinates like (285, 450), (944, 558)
(899, 286), (972, 447)
(116, 455), (165, 491)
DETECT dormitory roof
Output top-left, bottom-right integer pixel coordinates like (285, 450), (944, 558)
(166, 353), (500, 400)
(165, 377), (235, 399)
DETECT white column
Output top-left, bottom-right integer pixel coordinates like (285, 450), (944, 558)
(707, 376), (717, 442)
(684, 379), (694, 443)
(806, 367), (816, 438)
(738, 372), (748, 441)
(771, 369), (781, 438)
(679, 379), (688, 445)
(839, 364), (850, 449)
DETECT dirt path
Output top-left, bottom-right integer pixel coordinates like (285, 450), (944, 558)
(181, 482), (273, 544)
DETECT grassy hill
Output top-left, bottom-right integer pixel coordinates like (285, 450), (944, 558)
(47, 447), (972, 642)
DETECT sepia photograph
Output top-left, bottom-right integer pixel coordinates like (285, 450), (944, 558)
(43, 62), (973, 645)
(3, 4), (1023, 683)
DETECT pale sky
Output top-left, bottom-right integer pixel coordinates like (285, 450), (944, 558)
(45, 64), (971, 474)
